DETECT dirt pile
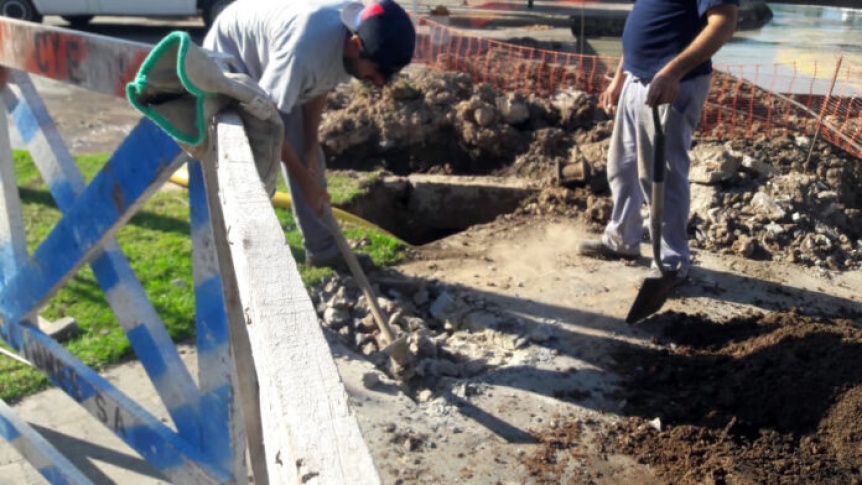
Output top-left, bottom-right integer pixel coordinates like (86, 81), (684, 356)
(320, 70), (608, 182)
(597, 309), (862, 484)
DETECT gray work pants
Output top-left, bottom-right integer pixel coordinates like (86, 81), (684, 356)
(280, 109), (340, 262)
(601, 73), (711, 277)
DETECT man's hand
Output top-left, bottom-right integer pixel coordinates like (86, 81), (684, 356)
(600, 81), (624, 113)
(646, 74), (680, 107)
(601, 57), (627, 114)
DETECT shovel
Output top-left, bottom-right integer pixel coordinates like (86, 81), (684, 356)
(321, 205), (412, 366)
(625, 105), (680, 324)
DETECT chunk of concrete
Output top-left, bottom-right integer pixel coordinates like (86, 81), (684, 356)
(36, 316), (79, 343)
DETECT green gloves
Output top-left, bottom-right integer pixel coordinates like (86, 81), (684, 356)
(127, 31), (282, 196)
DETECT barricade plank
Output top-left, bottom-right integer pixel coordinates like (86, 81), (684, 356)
(2, 70), (205, 450)
(203, 112), (380, 484)
(189, 159), (248, 478)
(0, 399), (93, 485)
(0, 92), (27, 284)
(0, 18), (148, 98)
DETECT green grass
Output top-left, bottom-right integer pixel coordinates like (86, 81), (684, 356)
(0, 151), (404, 403)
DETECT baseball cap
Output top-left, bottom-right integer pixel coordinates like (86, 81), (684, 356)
(341, 0), (416, 82)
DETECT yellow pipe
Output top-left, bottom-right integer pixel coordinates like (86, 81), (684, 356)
(168, 169), (407, 244)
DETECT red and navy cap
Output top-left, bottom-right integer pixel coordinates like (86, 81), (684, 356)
(341, 0), (416, 81)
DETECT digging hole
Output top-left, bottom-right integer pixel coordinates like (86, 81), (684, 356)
(340, 174), (537, 245)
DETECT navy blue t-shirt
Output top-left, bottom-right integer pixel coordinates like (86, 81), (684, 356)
(622, 0), (738, 81)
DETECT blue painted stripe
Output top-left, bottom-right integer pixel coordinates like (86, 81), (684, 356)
(37, 466), (80, 485)
(194, 276), (229, 354)
(0, 414), (21, 441)
(10, 326), (230, 482)
(8, 104), (36, 145)
(43, 178), (79, 215)
(88, 248), (124, 296)
(125, 326), (201, 448)
(126, 325), (168, 380)
(0, 119), (183, 349)
(9, 94), (39, 144)
(199, 384), (233, 469)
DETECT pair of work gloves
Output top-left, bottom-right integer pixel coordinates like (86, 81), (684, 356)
(127, 31), (282, 196)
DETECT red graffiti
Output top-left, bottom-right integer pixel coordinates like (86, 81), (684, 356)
(26, 31), (88, 82)
(115, 50), (148, 98)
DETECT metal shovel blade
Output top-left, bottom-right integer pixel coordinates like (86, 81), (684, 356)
(625, 270), (678, 324)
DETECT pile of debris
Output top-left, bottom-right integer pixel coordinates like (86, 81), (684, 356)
(320, 70), (607, 179)
(310, 270), (560, 387)
(687, 135), (861, 270)
(321, 69), (862, 271)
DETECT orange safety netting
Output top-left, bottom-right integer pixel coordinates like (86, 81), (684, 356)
(413, 17), (862, 159)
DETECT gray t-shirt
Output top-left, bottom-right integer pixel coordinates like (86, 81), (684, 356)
(204, 0), (353, 115)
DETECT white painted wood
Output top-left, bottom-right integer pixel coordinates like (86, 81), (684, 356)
(200, 120), (269, 485)
(205, 112), (380, 485)
(0, 92), (28, 285)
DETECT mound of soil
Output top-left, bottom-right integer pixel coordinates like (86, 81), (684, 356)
(599, 309), (862, 484)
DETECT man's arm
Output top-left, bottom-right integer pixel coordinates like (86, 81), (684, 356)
(646, 3), (738, 107)
(302, 94), (328, 165)
(280, 132), (330, 215)
(601, 56), (627, 112)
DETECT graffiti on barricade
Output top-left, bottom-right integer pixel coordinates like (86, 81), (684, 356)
(30, 31), (87, 83)
(0, 19), (149, 98)
(19, 331), (128, 437)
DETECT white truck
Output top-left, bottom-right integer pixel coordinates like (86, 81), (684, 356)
(0, 0), (233, 28)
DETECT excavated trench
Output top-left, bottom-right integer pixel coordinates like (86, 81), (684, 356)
(339, 174), (537, 245)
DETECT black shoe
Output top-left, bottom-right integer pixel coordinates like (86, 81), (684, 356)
(577, 240), (640, 261)
(305, 252), (375, 272)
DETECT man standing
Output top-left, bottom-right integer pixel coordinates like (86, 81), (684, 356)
(204, 0), (415, 268)
(578, 0), (738, 285)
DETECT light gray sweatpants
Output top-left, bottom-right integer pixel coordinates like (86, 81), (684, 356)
(280, 109), (340, 262)
(601, 73), (711, 277)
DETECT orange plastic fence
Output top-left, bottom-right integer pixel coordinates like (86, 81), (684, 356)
(413, 17), (862, 159)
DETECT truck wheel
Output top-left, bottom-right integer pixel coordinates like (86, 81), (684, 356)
(0, 0), (43, 23)
(62, 15), (94, 28)
(203, 0), (232, 29)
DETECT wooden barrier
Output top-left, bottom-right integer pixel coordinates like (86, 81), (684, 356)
(0, 18), (379, 484)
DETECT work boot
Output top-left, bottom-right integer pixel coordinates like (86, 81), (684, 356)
(305, 252), (376, 272)
(577, 240), (639, 261)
